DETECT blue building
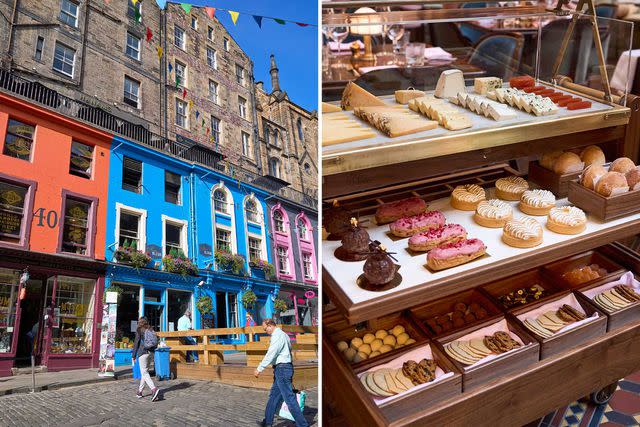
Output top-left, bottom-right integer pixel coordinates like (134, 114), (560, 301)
(104, 137), (279, 365)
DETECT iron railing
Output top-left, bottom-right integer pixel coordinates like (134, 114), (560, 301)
(0, 69), (317, 210)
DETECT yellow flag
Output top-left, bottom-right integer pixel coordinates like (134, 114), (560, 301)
(188, 100), (194, 109)
(229, 10), (239, 25)
(156, 46), (163, 60)
(132, 0), (138, 4)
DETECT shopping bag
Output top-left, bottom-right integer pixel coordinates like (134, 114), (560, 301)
(279, 390), (306, 421)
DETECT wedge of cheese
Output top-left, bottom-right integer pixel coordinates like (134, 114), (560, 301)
(322, 102), (342, 113)
(474, 77), (503, 94)
(322, 113), (377, 145)
(395, 89), (426, 104)
(353, 107), (438, 138)
(434, 69), (465, 99)
(340, 82), (386, 110)
(440, 112), (472, 131)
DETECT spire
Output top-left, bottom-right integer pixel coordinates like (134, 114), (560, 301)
(269, 54), (281, 94)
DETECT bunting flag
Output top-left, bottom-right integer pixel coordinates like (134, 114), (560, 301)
(205, 7), (215, 19)
(156, 45), (163, 60)
(195, 110), (200, 120)
(296, 22), (309, 27)
(253, 15), (263, 28)
(188, 100), (194, 109)
(168, 62), (173, 74)
(201, 118), (205, 127)
(274, 18), (285, 25)
(229, 10), (239, 25)
(181, 3), (192, 13)
(131, 0), (137, 4)
(134, 7), (141, 22)
(175, 76), (180, 88)
(206, 127), (210, 135)
(146, 27), (153, 42)
(182, 88), (187, 99)
(155, 0), (166, 8)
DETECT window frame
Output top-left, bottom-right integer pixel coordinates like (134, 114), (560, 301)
(191, 16), (198, 30)
(223, 37), (229, 51)
(302, 252), (314, 280)
(125, 32), (141, 61)
(175, 98), (188, 129)
(210, 115), (221, 144)
(3, 118), (35, 162)
(248, 236), (262, 263)
(123, 75), (141, 109)
(244, 199), (260, 224)
(114, 203), (147, 252)
(269, 157), (281, 179)
(207, 26), (214, 41)
(215, 226), (232, 254)
(174, 60), (187, 87)
(34, 36), (45, 62)
(206, 47), (217, 70)
(276, 246), (289, 275)
(213, 187), (229, 214)
(127, 0), (142, 20)
(57, 190), (98, 258)
(273, 209), (286, 234)
(297, 118), (305, 142)
(238, 96), (247, 119)
(161, 215), (188, 258)
(59, 0), (79, 28)
(68, 140), (94, 179)
(0, 173), (37, 250)
(235, 64), (244, 85)
(241, 131), (250, 158)
(174, 25), (186, 50)
(164, 170), (182, 205)
(52, 41), (76, 78)
(122, 156), (142, 194)
(208, 80), (219, 104)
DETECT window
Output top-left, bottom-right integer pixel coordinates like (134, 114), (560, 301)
(209, 80), (218, 103)
(264, 127), (270, 145)
(298, 220), (308, 240)
(175, 60), (186, 87)
(248, 237), (261, 263)
(223, 37), (229, 51)
(207, 26), (214, 40)
(165, 222), (183, 256)
(60, 197), (91, 255)
(238, 97), (247, 119)
(273, 129), (279, 147)
(241, 132), (250, 157)
(125, 32), (141, 60)
(122, 156), (142, 193)
(176, 99), (188, 128)
(118, 211), (140, 249)
(174, 25), (185, 50)
(123, 76), (140, 108)
(211, 116), (221, 144)
(53, 42), (76, 77)
(297, 118), (304, 142)
(213, 189), (228, 213)
(59, 0), (79, 27)
(245, 199), (260, 223)
(127, 0), (141, 20)
(235, 64), (244, 85)
(69, 141), (93, 179)
(191, 16), (198, 30)
(34, 36), (45, 61)
(269, 158), (281, 179)
(0, 180), (29, 244)
(216, 228), (231, 253)
(3, 119), (35, 161)
(0, 269), (20, 352)
(277, 246), (289, 274)
(303, 253), (313, 279)
(304, 163), (311, 174)
(164, 171), (181, 205)
(206, 47), (217, 69)
(273, 210), (285, 233)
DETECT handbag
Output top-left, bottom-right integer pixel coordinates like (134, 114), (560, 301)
(278, 390), (306, 421)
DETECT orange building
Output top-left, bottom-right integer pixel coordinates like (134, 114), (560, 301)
(0, 93), (112, 375)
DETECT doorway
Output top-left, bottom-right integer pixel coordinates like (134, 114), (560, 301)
(143, 288), (164, 332)
(215, 292), (227, 329)
(16, 278), (46, 367)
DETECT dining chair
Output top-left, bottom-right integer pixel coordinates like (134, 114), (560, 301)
(595, 4), (618, 19)
(466, 33), (525, 81)
(427, 22), (472, 49)
(459, 22), (491, 45)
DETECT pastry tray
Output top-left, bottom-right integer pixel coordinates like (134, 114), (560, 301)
(323, 187), (640, 324)
(322, 82), (630, 176)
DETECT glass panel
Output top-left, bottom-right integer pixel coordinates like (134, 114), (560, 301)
(245, 200), (259, 223)
(216, 229), (231, 252)
(115, 284), (139, 347)
(144, 288), (162, 303)
(69, 141), (93, 178)
(126, 33), (140, 60)
(0, 269), (19, 353)
(3, 119), (34, 161)
(213, 189), (227, 213)
(165, 223), (182, 255)
(59, 0), (78, 27)
(50, 276), (96, 354)
(53, 43), (74, 77)
(118, 212), (140, 248)
(0, 180), (27, 242)
(248, 237), (261, 262)
(274, 210), (285, 233)
(61, 197), (90, 254)
(167, 290), (191, 332)
(165, 171), (181, 205)
(144, 304), (163, 332)
(122, 157), (142, 193)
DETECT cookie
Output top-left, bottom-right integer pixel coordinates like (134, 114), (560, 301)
(444, 342), (478, 366)
(614, 285), (640, 302)
(560, 304), (586, 321)
(493, 331), (521, 351)
(483, 336), (501, 354)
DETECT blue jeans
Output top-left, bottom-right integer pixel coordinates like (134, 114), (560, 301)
(264, 363), (308, 427)
(180, 336), (199, 362)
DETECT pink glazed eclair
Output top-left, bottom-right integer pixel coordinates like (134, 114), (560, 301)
(389, 210), (446, 238)
(408, 224), (467, 252)
(375, 197), (428, 224)
(427, 238), (486, 271)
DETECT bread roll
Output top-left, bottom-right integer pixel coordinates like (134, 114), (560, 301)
(626, 166), (640, 191)
(540, 150), (564, 170)
(610, 157), (636, 174)
(580, 145), (605, 167)
(580, 164), (607, 190)
(553, 152), (584, 174)
(595, 172), (629, 197)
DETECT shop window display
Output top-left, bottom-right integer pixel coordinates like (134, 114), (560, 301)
(0, 269), (19, 353)
(115, 284), (140, 349)
(47, 276), (95, 354)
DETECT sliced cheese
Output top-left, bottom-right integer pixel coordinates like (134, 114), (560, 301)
(340, 82), (386, 110)
(322, 102), (342, 113)
(441, 112), (472, 131)
(434, 69), (465, 99)
(395, 89), (426, 104)
(487, 104), (517, 121)
(474, 77), (503, 94)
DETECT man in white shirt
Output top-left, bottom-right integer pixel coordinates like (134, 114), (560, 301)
(177, 309), (198, 363)
(254, 319), (308, 427)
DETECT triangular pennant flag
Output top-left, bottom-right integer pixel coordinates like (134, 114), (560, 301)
(175, 76), (181, 88)
(168, 62), (173, 73)
(296, 22), (309, 27)
(188, 100), (193, 109)
(104, 0), (110, 4)
(205, 7), (215, 19)
(206, 127), (210, 135)
(274, 18), (286, 25)
(134, 7), (141, 22)
(146, 27), (153, 42)
(195, 110), (200, 119)
(181, 3), (192, 13)
(155, 0), (166, 9)
(229, 11), (239, 25)
(253, 15), (263, 28)
(182, 88), (187, 99)
(156, 45), (163, 60)
(202, 118), (205, 127)
(132, 0), (138, 4)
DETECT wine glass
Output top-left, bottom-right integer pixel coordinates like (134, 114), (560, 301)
(387, 24), (405, 55)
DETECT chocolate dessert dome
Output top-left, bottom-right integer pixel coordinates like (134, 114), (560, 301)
(363, 245), (396, 285)
(341, 218), (370, 254)
(323, 200), (352, 237)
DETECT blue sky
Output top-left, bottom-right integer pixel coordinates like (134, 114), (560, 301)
(165, 1), (318, 112)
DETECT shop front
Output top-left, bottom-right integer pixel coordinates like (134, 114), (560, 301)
(277, 286), (318, 327)
(0, 248), (105, 376)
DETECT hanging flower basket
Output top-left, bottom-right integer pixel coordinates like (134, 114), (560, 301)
(215, 250), (246, 276)
(274, 297), (288, 313)
(249, 259), (276, 280)
(113, 240), (151, 269)
(163, 248), (199, 276)
(241, 290), (258, 310)
(196, 295), (213, 314)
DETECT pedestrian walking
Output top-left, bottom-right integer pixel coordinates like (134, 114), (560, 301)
(178, 308), (198, 363)
(132, 317), (160, 401)
(254, 319), (308, 427)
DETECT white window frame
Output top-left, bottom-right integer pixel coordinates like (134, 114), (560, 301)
(207, 47), (217, 70)
(241, 131), (250, 158)
(210, 115), (221, 144)
(235, 64), (244, 85)
(277, 246), (289, 275)
(238, 96), (247, 119)
(213, 187), (229, 214)
(207, 26), (214, 41)
(212, 183), (237, 255)
(191, 16), (198, 30)
(175, 60), (186, 87)
(243, 195), (267, 266)
(53, 42), (76, 78)
(59, 0), (79, 28)
(123, 76), (140, 108)
(273, 209), (286, 233)
(126, 32), (141, 60)
(115, 203), (147, 253)
(215, 225), (233, 254)
(302, 252), (314, 280)
(176, 98), (188, 129)
(174, 25), (186, 50)
(161, 215), (188, 258)
(224, 37), (229, 51)
(209, 80), (219, 104)
(247, 234), (262, 263)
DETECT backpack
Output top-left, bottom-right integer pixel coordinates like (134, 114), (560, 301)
(143, 328), (158, 351)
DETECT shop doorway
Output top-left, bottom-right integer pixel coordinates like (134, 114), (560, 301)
(16, 278), (46, 367)
(167, 289), (192, 332)
(215, 292), (227, 329)
(143, 288), (164, 332)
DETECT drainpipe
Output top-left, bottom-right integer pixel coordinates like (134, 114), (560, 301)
(189, 170), (197, 264)
(6, 0), (19, 68)
(249, 61), (262, 174)
(78, 0), (90, 90)
(162, 8), (168, 140)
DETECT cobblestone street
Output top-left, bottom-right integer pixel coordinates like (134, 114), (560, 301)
(0, 379), (317, 427)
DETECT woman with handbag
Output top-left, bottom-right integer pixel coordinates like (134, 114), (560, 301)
(132, 317), (160, 401)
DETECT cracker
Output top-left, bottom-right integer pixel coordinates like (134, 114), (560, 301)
(395, 369), (415, 390)
(366, 372), (393, 397)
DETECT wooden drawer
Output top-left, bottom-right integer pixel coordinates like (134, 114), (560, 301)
(509, 292), (607, 359)
(435, 317), (539, 391)
(409, 288), (502, 338)
(568, 180), (640, 221)
(541, 249), (626, 290)
(528, 161), (580, 198)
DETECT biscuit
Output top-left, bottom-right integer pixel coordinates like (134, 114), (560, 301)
(395, 369), (415, 390)
(483, 336), (501, 354)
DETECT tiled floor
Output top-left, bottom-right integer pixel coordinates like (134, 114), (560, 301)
(526, 371), (640, 427)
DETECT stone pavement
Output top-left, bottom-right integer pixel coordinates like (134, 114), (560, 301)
(0, 378), (318, 426)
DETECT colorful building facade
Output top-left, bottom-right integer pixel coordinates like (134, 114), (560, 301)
(0, 93), (112, 375)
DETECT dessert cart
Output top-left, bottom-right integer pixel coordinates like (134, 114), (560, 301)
(321, 2), (640, 426)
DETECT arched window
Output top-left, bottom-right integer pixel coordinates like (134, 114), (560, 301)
(297, 118), (304, 142)
(214, 189), (229, 214)
(269, 157), (281, 179)
(273, 129), (279, 147)
(298, 220), (308, 240)
(245, 199), (260, 223)
(273, 209), (286, 233)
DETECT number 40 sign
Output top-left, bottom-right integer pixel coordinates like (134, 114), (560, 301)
(33, 208), (59, 228)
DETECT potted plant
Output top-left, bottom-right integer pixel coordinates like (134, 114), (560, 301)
(249, 259), (276, 280)
(215, 250), (246, 276)
(162, 248), (199, 276)
(241, 290), (258, 310)
(274, 297), (288, 313)
(196, 295), (213, 321)
(113, 240), (151, 269)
